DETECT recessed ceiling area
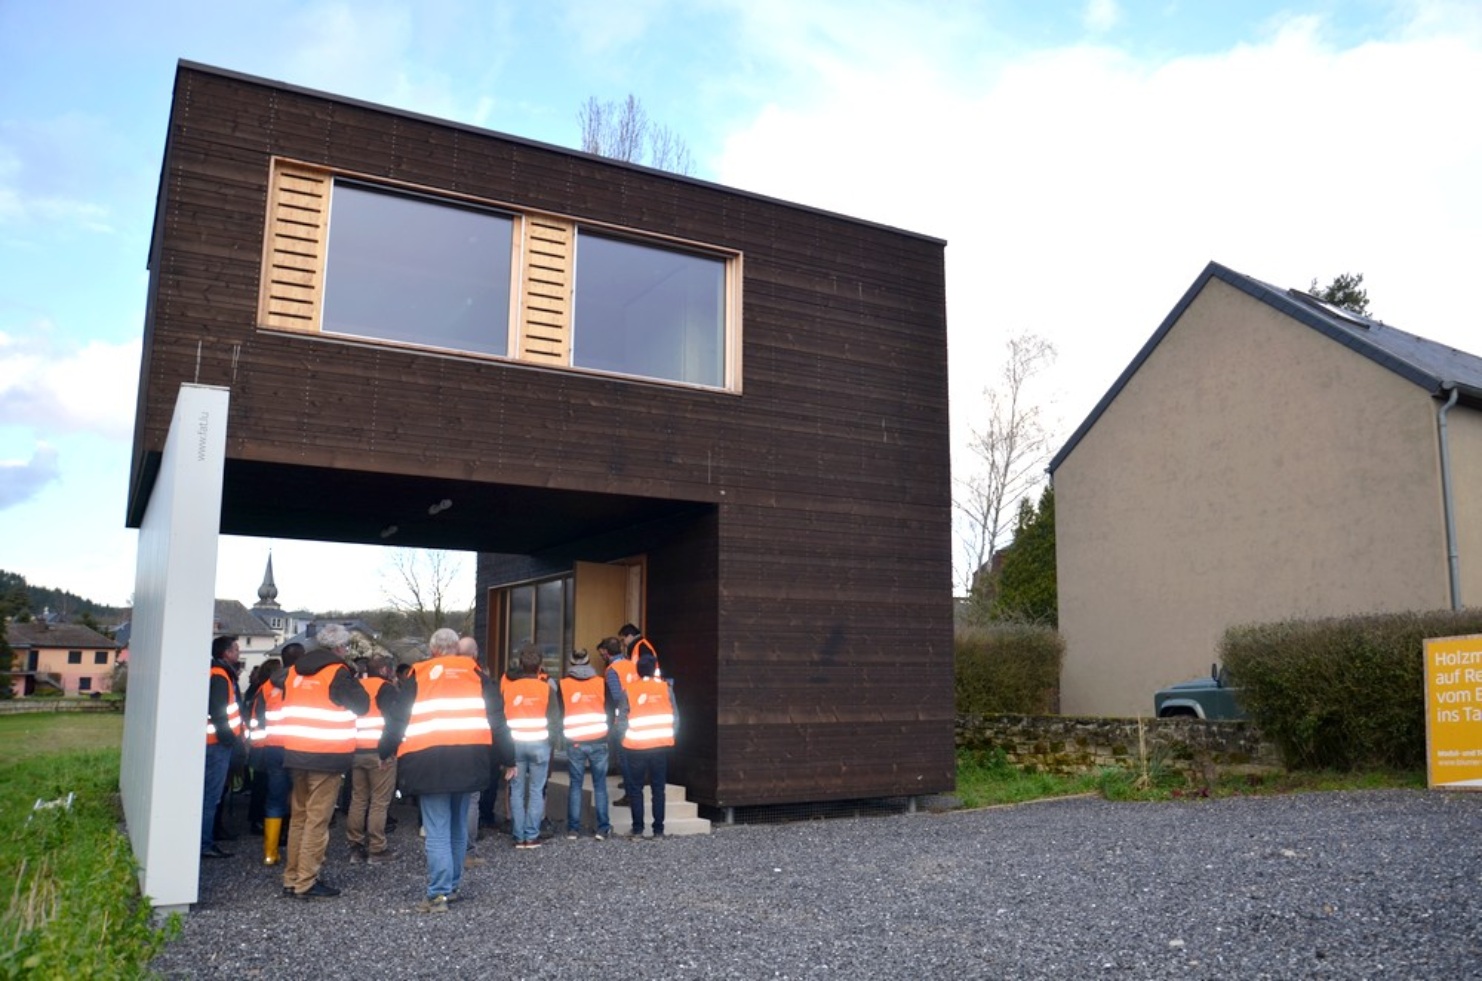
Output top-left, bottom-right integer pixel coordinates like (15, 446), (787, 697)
(213, 459), (709, 555)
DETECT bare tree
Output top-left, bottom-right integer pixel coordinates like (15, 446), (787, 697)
(578, 94), (694, 175)
(381, 548), (470, 639)
(954, 333), (1057, 599)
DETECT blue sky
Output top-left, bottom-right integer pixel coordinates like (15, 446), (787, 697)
(2, 0), (1479, 612)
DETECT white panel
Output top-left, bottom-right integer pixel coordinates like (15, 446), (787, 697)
(120, 384), (229, 911)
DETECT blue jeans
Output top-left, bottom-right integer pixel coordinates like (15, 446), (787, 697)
(418, 792), (469, 899)
(262, 747), (290, 819)
(566, 739), (610, 835)
(510, 741), (551, 843)
(627, 748), (668, 836)
(201, 743), (233, 850)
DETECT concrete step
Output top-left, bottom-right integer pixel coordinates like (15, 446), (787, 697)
(547, 771), (711, 836)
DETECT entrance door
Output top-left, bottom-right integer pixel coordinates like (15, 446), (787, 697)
(573, 561), (630, 656)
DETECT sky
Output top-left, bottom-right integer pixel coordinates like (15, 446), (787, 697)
(1, 0), (1479, 613)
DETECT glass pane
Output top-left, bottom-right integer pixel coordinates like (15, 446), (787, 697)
(572, 233), (725, 387)
(323, 183), (511, 356)
(506, 585), (534, 673)
(534, 578), (566, 677)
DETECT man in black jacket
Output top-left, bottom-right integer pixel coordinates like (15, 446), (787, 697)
(202, 635), (245, 859)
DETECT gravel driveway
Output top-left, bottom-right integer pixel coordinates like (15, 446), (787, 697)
(151, 789), (1482, 979)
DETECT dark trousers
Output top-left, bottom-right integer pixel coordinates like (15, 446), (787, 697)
(626, 748), (668, 836)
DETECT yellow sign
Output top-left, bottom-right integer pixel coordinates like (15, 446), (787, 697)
(1424, 634), (1482, 789)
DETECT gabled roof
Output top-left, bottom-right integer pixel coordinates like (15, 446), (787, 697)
(9, 622), (120, 650)
(1050, 261), (1482, 474)
(212, 600), (276, 638)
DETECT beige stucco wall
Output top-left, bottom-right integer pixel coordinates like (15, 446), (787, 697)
(1446, 401), (1482, 607)
(1058, 277), (1454, 716)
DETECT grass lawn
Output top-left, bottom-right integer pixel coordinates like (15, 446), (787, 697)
(0, 711), (124, 762)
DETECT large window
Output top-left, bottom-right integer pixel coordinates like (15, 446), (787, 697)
(322, 182), (513, 357)
(573, 233), (726, 388)
(503, 576), (573, 678)
(260, 160), (740, 392)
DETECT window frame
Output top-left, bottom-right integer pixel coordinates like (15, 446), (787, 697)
(257, 158), (744, 393)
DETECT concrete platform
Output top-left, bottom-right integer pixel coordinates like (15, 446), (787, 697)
(546, 771), (712, 837)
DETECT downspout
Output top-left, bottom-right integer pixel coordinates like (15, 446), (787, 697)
(1436, 384), (1461, 610)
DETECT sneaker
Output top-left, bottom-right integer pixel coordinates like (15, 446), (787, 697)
(281, 886), (295, 897)
(299, 880), (341, 899)
(366, 850), (395, 865)
(348, 845), (367, 865)
(594, 832), (607, 841)
(416, 895), (449, 914)
(446, 890), (461, 904)
(566, 832), (579, 840)
(200, 844), (234, 859)
(613, 795), (631, 806)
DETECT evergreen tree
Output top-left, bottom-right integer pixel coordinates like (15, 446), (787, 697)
(991, 485), (1057, 626)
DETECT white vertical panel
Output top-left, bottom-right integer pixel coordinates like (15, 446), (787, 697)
(120, 384), (229, 911)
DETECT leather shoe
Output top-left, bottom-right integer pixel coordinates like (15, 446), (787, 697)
(298, 880), (341, 899)
(200, 844), (234, 859)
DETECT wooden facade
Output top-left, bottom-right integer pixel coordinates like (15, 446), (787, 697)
(129, 62), (954, 808)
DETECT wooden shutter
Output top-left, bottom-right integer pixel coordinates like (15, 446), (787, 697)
(519, 214), (574, 364)
(258, 160), (331, 332)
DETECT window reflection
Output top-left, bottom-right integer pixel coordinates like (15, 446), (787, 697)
(323, 183), (512, 356)
(572, 233), (725, 387)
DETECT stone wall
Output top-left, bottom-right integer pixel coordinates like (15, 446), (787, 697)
(957, 714), (1283, 783)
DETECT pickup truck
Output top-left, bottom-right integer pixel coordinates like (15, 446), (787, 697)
(1154, 664), (1244, 720)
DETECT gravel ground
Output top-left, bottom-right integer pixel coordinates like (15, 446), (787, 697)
(152, 789), (1482, 980)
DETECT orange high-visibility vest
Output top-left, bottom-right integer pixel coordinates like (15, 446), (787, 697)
(398, 656), (491, 757)
(356, 676), (388, 751)
(610, 657), (638, 692)
(559, 676), (609, 743)
(205, 664), (243, 745)
(504, 676), (551, 743)
(277, 665), (358, 756)
(622, 678), (675, 750)
(259, 681), (286, 748)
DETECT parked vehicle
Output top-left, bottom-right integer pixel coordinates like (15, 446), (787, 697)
(1154, 664), (1244, 719)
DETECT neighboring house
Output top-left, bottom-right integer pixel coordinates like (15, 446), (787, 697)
(211, 600), (277, 680)
(126, 62), (953, 809)
(1052, 261), (1482, 716)
(7, 622), (122, 697)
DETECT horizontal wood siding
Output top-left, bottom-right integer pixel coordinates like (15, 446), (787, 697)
(134, 65), (952, 808)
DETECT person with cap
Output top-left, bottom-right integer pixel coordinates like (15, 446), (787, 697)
(380, 627), (511, 913)
(203, 635), (246, 859)
(278, 623), (370, 899)
(622, 652), (677, 839)
(560, 647), (611, 840)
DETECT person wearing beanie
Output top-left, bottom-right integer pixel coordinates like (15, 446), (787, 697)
(620, 652), (677, 838)
(560, 648), (612, 840)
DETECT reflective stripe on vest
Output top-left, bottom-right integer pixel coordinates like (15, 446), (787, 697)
(356, 676), (388, 750)
(398, 656), (492, 757)
(559, 675), (609, 742)
(622, 678), (675, 749)
(205, 665), (243, 744)
(504, 676), (551, 743)
(261, 683), (286, 748)
(278, 665), (358, 755)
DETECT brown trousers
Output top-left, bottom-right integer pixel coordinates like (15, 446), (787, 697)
(284, 769), (343, 893)
(346, 752), (398, 854)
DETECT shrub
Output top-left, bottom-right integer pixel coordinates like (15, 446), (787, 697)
(1221, 608), (1482, 770)
(955, 623), (1063, 715)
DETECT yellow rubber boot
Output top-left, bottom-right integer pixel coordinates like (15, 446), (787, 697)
(263, 818), (283, 866)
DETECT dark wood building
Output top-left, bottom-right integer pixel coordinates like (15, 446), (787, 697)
(128, 61), (953, 809)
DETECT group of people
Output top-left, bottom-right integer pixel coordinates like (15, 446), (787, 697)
(203, 621), (677, 912)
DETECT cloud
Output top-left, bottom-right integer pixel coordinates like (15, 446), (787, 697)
(1083, 0), (1121, 34)
(0, 327), (140, 440)
(0, 443), (60, 509)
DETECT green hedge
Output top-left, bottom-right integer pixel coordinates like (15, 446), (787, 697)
(1221, 608), (1482, 770)
(955, 623), (1063, 715)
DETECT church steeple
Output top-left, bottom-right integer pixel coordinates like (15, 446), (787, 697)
(256, 553), (280, 608)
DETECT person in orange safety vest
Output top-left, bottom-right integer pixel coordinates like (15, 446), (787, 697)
(621, 652), (677, 839)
